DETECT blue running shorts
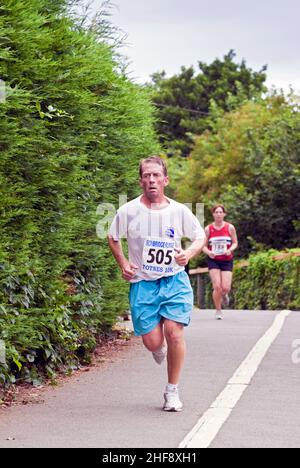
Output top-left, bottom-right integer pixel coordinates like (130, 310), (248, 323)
(129, 271), (194, 336)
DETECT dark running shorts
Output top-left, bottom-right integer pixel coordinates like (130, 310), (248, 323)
(208, 258), (234, 272)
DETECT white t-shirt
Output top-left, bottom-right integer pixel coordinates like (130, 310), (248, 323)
(109, 196), (205, 282)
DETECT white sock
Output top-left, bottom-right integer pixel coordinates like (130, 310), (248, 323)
(166, 383), (178, 393)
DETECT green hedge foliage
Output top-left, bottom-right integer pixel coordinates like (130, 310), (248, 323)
(0, 0), (159, 385)
(203, 250), (300, 311)
(233, 251), (300, 311)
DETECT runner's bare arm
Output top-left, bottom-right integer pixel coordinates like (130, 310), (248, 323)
(202, 226), (215, 258)
(107, 236), (138, 281)
(226, 224), (238, 255)
(175, 239), (205, 266)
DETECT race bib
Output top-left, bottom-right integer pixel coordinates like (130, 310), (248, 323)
(212, 241), (227, 256)
(142, 238), (176, 275)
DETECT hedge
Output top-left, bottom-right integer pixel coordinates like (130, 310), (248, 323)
(0, 0), (159, 386)
(232, 250), (300, 310)
(203, 250), (300, 311)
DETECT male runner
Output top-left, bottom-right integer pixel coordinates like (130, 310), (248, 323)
(108, 156), (205, 412)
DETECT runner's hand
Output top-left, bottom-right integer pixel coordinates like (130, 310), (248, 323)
(121, 262), (138, 281)
(208, 252), (215, 259)
(174, 248), (190, 266)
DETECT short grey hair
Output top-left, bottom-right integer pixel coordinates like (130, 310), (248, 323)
(139, 156), (168, 178)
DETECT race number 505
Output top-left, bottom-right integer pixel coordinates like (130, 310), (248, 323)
(146, 249), (173, 266)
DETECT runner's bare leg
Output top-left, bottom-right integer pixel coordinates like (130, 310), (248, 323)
(164, 320), (185, 385)
(142, 321), (164, 352)
(209, 269), (222, 310)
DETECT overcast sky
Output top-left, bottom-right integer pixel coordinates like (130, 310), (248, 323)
(88, 0), (300, 92)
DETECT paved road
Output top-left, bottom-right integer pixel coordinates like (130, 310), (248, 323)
(0, 309), (299, 448)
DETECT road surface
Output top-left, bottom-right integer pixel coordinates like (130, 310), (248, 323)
(0, 309), (299, 448)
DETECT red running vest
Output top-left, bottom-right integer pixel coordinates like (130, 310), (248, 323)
(208, 222), (233, 261)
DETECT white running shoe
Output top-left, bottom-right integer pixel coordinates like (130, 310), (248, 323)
(222, 293), (230, 307)
(152, 345), (167, 365)
(163, 391), (183, 412)
(215, 310), (223, 320)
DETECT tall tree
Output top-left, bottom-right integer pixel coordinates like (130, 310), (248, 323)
(150, 50), (267, 156)
(177, 93), (300, 257)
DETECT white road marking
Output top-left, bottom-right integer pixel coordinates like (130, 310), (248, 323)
(179, 310), (291, 448)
